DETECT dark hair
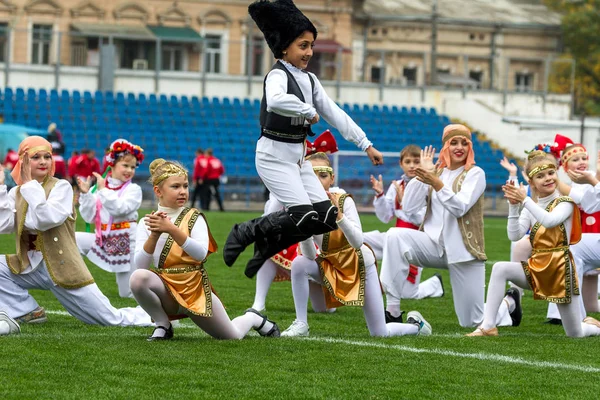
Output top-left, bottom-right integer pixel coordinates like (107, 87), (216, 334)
(400, 144), (420, 162)
(196, 148), (204, 154)
(206, 148), (214, 156)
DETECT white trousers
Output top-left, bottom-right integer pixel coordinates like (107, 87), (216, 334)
(363, 230), (443, 299)
(256, 142), (328, 207)
(291, 255), (419, 337)
(76, 232), (133, 298)
(381, 228), (499, 328)
(0, 256), (152, 326)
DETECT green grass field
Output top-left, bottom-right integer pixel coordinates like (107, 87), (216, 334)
(1, 211), (600, 399)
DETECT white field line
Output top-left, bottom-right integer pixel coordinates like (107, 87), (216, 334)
(44, 310), (199, 329)
(300, 336), (600, 373)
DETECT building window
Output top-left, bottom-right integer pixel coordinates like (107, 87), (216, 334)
(245, 36), (264, 76)
(371, 66), (383, 83)
(403, 67), (417, 86)
(469, 71), (483, 89)
(32, 24), (52, 65)
(204, 34), (222, 73)
(162, 45), (184, 71)
(0, 23), (7, 63)
(515, 72), (533, 92)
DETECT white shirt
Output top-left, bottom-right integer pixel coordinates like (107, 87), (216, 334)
(79, 177), (142, 225)
(569, 181), (600, 214)
(373, 180), (425, 226)
(257, 60), (372, 164)
(134, 205), (210, 269)
(507, 191), (573, 242)
(402, 166), (486, 263)
(299, 187), (376, 267)
(0, 179), (74, 272)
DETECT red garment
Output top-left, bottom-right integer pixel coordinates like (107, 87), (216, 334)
(580, 208), (600, 234)
(53, 155), (66, 178)
(67, 155), (79, 177)
(392, 180), (420, 229)
(193, 155), (208, 181)
(205, 156), (224, 180)
(3, 150), (19, 169)
(75, 155), (101, 178)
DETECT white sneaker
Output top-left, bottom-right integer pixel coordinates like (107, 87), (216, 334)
(281, 320), (309, 337)
(406, 311), (432, 336)
(0, 311), (21, 335)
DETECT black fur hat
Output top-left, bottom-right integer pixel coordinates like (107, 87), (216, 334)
(248, 0), (318, 59)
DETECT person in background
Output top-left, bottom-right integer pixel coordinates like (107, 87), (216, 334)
(3, 148), (19, 170)
(203, 148), (225, 212)
(53, 149), (66, 180)
(191, 148), (207, 210)
(47, 123), (65, 157)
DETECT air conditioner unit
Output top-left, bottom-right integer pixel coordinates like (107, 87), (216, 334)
(132, 59), (148, 70)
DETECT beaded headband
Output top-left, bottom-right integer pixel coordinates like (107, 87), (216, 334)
(561, 145), (587, 166)
(528, 164), (556, 178)
(152, 163), (188, 186)
(313, 166), (333, 175)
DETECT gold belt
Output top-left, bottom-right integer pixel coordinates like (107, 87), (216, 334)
(152, 264), (204, 274)
(531, 246), (569, 254)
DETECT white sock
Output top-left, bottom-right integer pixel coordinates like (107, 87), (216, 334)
(504, 296), (516, 313)
(386, 322), (419, 336)
(151, 323), (171, 338)
(386, 304), (402, 318)
(256, 318), (274, 335)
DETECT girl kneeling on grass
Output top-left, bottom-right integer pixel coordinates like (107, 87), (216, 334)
(130, 159), (280, 341)
(281, 152), (431, 337)
(0, 136), (151, 327)
(467, 151), (600, 337)
(76, 139), (144, 298)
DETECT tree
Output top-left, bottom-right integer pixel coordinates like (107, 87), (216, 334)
(545, 0), (600, 115)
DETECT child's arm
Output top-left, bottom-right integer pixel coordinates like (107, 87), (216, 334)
(20, 180), (74, 231)
(402, 178), (429, 215)
(523, 198), (573, 228)
(78, 191), (97, 223)
(0, 184), (16, 234)
(311, 75), (373, 152)
(180, 214), (210, 262)
(134, 219), (154, 269)
(372, 180), (396, 224)
(265, 69), (316, 119)
(329, 193), (363, 250)
(507, 204), (532, 241)
(570, 181), (600, 214)
(98, 184), (143, 218)
(435, 168), (486, 218)
(299, 237), (318, 260)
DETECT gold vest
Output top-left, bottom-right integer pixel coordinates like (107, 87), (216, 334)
(6, 177), (95, 289)
(422, 168), (487, 261)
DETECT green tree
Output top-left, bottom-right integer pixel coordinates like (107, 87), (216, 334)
(545, 0), (600, 115)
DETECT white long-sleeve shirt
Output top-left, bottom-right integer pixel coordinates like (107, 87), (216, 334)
(507, 192), (573, 242)
(402, 166), (486, 263)
(569, 181), (600, 214)
(373, 181), (425, 226)
(79, 177), (142, 224)
(257, 60), (372, 164)
(299, 188), (375, 267)
(134, 205), (210, 269)
(0, 179), (73, 272)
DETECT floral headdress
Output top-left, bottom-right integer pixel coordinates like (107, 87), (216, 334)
(106, 139), (144, 167)
(525, 134), (573, 164)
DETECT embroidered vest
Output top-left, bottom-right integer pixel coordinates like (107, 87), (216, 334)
(260, 61), (315, 143)
(422, 168), (486, 261)
(6, 177), (95, 289)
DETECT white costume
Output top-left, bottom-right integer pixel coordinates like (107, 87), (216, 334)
(0, 180), (151, 326)
(363, 179), (443, 299)
(256, 60), (372, 207)
(77, 177), (142, 298)
(288, 188), (426, 337)
(380, 166), (512, 328)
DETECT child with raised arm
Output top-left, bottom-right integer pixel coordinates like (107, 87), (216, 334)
(76, 139), (144, 298)
(130, 159), (280, 341)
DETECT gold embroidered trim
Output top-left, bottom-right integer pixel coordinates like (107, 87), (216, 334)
(527, 164), (555, 178)
(313, 166), (333, 175)
(317, 248), (366, 307)
(271, 253), (293, 270)
(158, 207), (190, 269)
(151, 264), (204, 274)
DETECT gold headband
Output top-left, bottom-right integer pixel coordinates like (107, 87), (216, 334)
(22, 145), (52, 157)
(152, 164), (188, 186)
(313, 166), (333, 175)
(442, 130), (472, 143)
(528, 164), (556, 178)
(561, 145), (587, 165)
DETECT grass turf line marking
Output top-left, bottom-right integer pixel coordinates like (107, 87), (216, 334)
(301, 336), (600, 373)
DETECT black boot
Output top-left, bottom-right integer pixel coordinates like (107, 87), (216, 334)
(244, 228), (310, 278)
(223, 217), (264, 267)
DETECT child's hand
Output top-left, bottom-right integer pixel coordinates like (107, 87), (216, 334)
(92, 172), (105, 191)
(502, 182), (527, 204)
(308, 113), (320, 125)
(366, 146), (384, 166)
(420, 146), (436, 172)
(415, 167), (443, 190)
(145, 212), (175, 234)
(370, 174), (384, 196)
(76, 176), (92, 194)
(393, 181), (404, 204)
(326, 192), (343, 222)
(20, 154), (31, 184)
(567, 169), (598, 186)
(500, 157), (518, 176)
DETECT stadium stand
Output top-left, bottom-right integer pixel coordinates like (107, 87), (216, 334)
(0, 88), (509, 200)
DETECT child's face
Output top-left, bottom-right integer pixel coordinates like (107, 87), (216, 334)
(30, 151), (52, 182)
(282, 31), (315, 70)
(529, 167), (558, 197)
(448, 137), (469, 166)
(400, 156), (420, 178)
(311, 159), (334, 191)
(155, 175), (189, 208)
(565, 153), (588, 173)
(112, 154), (137, 182)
